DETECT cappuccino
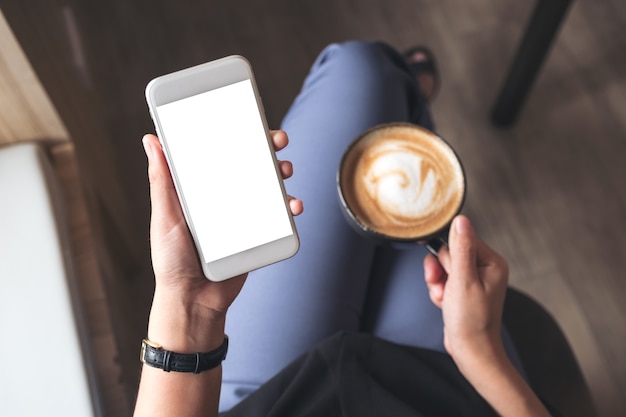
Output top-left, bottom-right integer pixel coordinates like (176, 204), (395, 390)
(339, 123), (465, 240)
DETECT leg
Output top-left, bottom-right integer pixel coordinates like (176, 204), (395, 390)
(363, 245), (527, 378)
(362, 244), (446, 351)
(220, 41), (430, 411)
(491, 0), (572, 126)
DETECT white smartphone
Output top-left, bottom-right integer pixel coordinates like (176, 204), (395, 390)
(145, 56), (299, 281)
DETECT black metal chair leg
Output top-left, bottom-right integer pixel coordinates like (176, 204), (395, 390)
(491, 0), (573, 127)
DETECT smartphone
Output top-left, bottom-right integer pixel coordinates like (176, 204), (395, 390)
(145, 56), (299, 281)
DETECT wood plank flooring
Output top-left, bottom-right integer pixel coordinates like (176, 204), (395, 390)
(3, 0), (624, 415)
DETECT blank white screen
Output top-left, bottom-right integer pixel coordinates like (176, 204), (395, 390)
(157, 79), (292, 263)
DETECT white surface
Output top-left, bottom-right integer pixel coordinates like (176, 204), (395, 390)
(0, 143), (95, 416)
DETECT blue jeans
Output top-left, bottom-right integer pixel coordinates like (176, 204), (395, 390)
(220, 41), (523, 411)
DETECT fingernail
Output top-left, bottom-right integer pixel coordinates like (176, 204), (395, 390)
(455, 216), (473, 235)
(142, 136), (154, 160)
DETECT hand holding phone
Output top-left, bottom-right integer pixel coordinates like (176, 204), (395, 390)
(145, 56), (299, 281)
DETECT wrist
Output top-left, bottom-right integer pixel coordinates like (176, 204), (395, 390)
(454, 348), (516, 394)
(451, 341), (553, 417)
(448, 333), (508, 378)
(147, 290), (226, 353)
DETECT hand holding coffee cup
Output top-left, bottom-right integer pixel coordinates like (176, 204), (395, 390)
(337, 123), (465, 254)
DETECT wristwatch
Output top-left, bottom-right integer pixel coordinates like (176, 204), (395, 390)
(140, 336), (228, 373)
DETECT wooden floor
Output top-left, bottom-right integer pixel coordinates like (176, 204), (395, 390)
(4, 0), (625, 416)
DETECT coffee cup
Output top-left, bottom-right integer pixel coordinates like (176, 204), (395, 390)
(337, 123), (466, 254)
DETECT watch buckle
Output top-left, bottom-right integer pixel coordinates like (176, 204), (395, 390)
(140, 338), (162, 363)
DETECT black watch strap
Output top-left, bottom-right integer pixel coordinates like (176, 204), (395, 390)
(140, 336), (228, 373)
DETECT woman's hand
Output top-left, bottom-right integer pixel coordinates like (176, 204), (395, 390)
(423, 215), (509, 367)
(423, 216), (552, 417)
(136, 131), (302, 417)
(142, 130), (303, 352)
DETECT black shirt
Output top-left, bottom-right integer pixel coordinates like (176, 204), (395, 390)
(221, 331), (498, 417)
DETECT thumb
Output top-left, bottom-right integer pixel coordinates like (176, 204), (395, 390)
(142, 134), (185, 228)
(449, 215), (479, 284)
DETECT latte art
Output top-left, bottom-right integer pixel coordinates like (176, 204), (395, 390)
(339, 124), (465, 240)
(364, 142), (453, 225)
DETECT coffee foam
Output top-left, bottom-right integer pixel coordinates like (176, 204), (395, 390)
(340, 125), (464, 239)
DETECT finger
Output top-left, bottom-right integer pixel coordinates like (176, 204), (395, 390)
(142, 134), (185, 226)
(288, 196), (304, 216)
(437, 246), (452, 274)
(449, 215), (479, 284)
(429, 283), (444, 308)
(270, 130), (289, 151)
(475, 239), (509, 287)
(475, 238), (506, 269)
(278, 160), (294, 179)
(424, 254), (446, 307)
(424, 253), (445, 284)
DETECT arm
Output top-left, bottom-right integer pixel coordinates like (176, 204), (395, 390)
(134, 132), (302, 417)
(424, 216), (551, 417)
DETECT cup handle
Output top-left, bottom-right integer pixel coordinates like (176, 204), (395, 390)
(426, 237), (448, 257)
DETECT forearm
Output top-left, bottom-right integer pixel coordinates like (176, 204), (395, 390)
(455, 344), (552, 417)
(134, 291), (226, 417)
(134, 362), (222, 417)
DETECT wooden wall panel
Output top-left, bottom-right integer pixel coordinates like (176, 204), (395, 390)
(0, 10), (68, 144)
